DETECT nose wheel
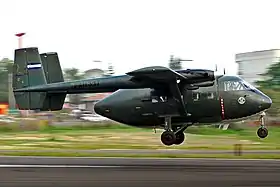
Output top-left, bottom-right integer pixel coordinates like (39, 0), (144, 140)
(257, 112), (268, 139)
(257, 127), (268, 138)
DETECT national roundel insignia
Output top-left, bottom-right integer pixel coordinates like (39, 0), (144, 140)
(238, 97), (246, 105)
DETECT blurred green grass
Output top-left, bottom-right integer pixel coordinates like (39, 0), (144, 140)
(0, 120), (278, 151)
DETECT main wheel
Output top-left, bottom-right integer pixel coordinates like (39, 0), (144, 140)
(174, 132), (185, 145)
(161, 131), (176, 146)
(257, 127), (268, 138)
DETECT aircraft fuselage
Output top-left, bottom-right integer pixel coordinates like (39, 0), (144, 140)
(94, 75), (272, 128)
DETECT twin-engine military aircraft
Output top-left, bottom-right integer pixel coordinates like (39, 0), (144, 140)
(12, 47), (272, 146)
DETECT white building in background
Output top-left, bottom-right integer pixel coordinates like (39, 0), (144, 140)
(235, 49), (280, 87)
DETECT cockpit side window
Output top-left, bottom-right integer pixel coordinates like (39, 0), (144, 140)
(192, 92), (199, 101)
(224, 81), (246, 91)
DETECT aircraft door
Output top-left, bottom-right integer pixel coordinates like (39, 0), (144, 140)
(182, 84), (221, 120)
(141, 96), (178, 116)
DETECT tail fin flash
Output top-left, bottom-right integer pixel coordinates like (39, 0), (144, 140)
(13, 47), (47, 90)
(13, 47), (66, 111)
(40, 52), (64, 83)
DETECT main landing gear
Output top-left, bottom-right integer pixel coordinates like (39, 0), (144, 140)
(257, 112), (268, 139)
(160, 117), (191, 146)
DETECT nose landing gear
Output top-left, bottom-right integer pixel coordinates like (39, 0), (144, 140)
(257, 112), (268, 139)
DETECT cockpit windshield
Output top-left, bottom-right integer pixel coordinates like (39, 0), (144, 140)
(223, 80), (256, 91)
(241, 80), (256, 90)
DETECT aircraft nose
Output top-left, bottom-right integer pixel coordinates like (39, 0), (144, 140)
(261, 95), (272, 110)
(94, 101), (106, 115)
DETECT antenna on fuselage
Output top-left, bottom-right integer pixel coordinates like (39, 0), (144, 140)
(223, 68), (226, 75)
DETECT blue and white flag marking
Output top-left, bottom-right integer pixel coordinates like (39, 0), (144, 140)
(27, 63), (42, 69)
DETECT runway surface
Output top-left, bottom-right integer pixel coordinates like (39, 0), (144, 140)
(0, 156), (279, 187)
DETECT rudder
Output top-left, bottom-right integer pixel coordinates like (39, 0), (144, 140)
(40, 52), (64, 83)
(40, 52), (66, 110)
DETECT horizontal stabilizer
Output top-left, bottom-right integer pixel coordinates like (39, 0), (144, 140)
(41, 93), (66, 111)
(14, 92), (66, 111)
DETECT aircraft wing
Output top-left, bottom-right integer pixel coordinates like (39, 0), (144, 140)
(126, 66), (215, 117)
(126, 66), (214, 83)
(126, 66), (187, 82)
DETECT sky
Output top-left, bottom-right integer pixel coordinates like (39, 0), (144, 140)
(1, 0), (280, 76)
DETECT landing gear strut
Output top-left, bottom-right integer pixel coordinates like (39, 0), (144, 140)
(160, 117), (190, 146)
(257, 112), (268, 139)
(161, 117), (176, 146)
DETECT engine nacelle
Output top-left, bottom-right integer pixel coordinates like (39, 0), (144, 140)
(178, 69), (215, 84)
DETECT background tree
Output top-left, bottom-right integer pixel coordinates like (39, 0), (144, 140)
(256, 59), (280, 116)
(63, 68), (84, 81)
(63, 68), (84, 105)
(0, 58), (13, 103)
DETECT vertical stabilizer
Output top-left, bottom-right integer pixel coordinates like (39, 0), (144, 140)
(12, 47), (66, 111)
(12, 47), (47, 110)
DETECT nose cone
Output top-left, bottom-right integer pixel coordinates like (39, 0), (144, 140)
(261, 95), (272, 110)
(94, 100), (107, 116)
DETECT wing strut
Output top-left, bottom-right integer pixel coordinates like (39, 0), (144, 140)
(168, 81), (189, 117)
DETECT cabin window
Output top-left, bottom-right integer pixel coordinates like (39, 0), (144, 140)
(152, 98), (158, 103)
(207, 92), (214, 99)
(200, 93), (207, 98)
(159, 96), (167, 102)
(198, 92), (214, 100)
(143, 95), (167, 103)
(192, 92), (199, 101)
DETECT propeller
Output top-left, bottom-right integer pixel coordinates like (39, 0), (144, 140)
(214, 64), (226, 75)
(213, 64), (226, 78)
